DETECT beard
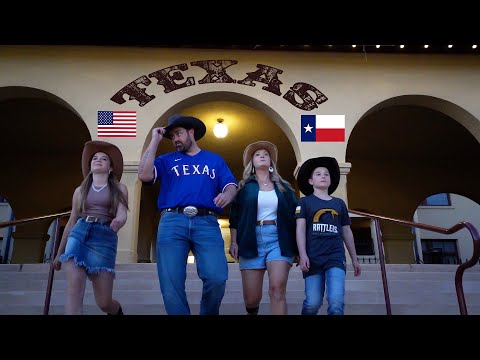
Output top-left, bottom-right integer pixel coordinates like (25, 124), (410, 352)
(175, 137), (192, 152)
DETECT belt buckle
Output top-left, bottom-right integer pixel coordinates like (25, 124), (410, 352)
(183, 206), (198, 217)
(85, 215), (95, 223)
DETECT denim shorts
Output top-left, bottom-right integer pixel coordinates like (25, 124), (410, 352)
(239, 224), (294, 270)
(59, 218), (118, 278)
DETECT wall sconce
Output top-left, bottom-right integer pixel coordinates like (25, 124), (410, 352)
(213, 118), (228, 138)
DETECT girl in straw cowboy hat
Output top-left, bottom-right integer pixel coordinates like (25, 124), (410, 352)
(53, 140), (128, 315)
(229, 141), (298, 315)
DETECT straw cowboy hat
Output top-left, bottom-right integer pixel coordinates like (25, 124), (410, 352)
(297, 156), (340, 196)
(82, 140), (124, 181)
(243, 141), (278, 167)
(163, 114), (207, 141)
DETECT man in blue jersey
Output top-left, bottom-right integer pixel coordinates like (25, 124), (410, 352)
(138, 114), (238, 315)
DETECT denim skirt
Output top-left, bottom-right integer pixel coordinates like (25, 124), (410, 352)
(59, 217), (118, 278)
(239, 224), (294, 270)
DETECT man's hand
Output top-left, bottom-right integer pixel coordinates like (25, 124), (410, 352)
(213, 184), (237, 208)
(151, 127), (166, 143)
(213, 191), (235, 208)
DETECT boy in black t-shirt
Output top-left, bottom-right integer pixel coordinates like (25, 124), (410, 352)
(295, 157), (361, 315)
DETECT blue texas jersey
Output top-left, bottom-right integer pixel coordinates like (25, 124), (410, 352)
(152, 149), (237, 213)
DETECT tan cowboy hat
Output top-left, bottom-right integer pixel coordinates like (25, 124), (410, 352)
(297, 156), (340, 196)
(82, 140), (124, 181)
(243, 141), (278, 167)
(163, 114), (207, 141)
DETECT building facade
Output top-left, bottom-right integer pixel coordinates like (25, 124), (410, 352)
(414, 193), (480, 264)
(1, 45), (479, 264)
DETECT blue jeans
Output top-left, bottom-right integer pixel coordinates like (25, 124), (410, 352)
(301, 266), (346, 315)
(156, 211), (228, 315)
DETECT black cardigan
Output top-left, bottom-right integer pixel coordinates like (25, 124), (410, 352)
(229, 177), (299, 258)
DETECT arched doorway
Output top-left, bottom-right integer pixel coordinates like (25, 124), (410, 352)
(0, 86), (90, 263)
(136, 92), (299, 263)
(346, 95), (480, 263)
(413, 193), (480, 265)
(0, 196), (15, 264)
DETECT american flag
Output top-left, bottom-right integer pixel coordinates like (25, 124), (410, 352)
(98, 111), (136, 138)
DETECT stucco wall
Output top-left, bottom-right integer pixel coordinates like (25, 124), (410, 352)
(1, 45), (479, 263)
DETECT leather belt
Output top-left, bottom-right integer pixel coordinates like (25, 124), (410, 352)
(82, 215), (111, 225)
(164, 206), (217, 217)
(256, 220), (277, 226)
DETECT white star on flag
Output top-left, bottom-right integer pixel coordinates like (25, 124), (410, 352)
(304, 124), (313, 133)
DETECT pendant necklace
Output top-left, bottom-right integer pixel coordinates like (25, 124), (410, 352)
(92, 184), (107, 192)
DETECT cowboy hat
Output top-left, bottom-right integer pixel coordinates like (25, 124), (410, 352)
(297, 156), (340, 196)
(243, 141), (278, 167)
(82, 140), (124, 181)
(163, 114), (206, 141)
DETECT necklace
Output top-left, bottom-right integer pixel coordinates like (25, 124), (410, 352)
(92, 184), (107, 192)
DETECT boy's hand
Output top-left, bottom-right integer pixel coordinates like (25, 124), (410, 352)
(352, 261), (361, 277)
(299, 255), (310, 272)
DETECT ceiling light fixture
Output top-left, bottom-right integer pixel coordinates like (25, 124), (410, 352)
(213, 118), (228, 138)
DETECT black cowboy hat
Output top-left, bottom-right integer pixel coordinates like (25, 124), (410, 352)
(297, 156), (340, 196)
(163, 114), (206, 141)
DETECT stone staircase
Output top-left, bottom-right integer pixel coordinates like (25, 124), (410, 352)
(1, 263), (480, 315)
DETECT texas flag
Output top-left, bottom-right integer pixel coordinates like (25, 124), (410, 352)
(301, 115), (345, 142)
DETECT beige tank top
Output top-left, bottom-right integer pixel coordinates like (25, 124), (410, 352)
(80, 185), (114, 221)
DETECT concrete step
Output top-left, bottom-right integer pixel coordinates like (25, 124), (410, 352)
(1, 263), (480, 315)
(2, 302), (478, 316)
(2, 277), (480, 293)
(2, 265), (480, 282)
(3, 263), (480, 273)
(2, 286), (479, 306)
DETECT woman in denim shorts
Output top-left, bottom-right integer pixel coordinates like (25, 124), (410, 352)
(229, 141), (298, 315)
(53, 141), (129, 315)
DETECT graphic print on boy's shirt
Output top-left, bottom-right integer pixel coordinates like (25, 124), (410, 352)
(312, 208), (339, 235)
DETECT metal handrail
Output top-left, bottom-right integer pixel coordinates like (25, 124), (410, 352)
(349, 209), (480, 315)
(1, 209), (478, 315)
(0, 211), (71, 229)
(374, 217), (391, 315)
(0, 210), (72, 315)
